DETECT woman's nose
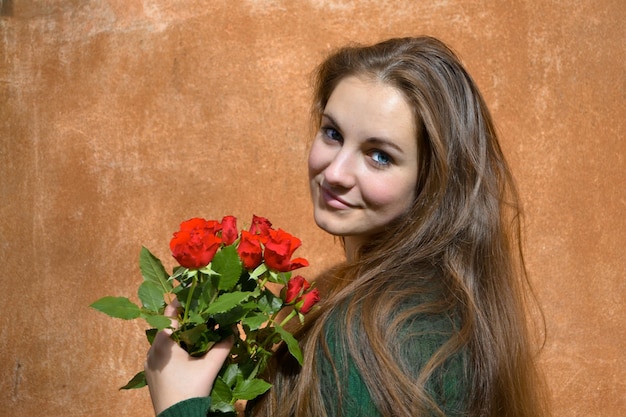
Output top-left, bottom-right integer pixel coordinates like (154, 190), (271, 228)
(323, 149), (356, 189)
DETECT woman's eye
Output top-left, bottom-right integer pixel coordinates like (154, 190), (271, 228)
(322, 127), (343, 143)
(370, 150), (392, 167)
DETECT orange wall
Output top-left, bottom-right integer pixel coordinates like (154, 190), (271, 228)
(1, 1), (624, 416)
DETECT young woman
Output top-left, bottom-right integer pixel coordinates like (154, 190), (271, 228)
(145, 36), (549, 417)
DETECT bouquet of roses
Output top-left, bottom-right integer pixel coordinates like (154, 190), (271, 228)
(91, 215), (320, 415)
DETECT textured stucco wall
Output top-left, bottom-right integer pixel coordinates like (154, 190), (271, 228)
(1, 1), (624, 416)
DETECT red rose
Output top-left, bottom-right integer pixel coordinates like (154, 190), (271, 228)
(179, 217), (222, 234)
(283, 276), (319, 314)
(296, 288), (320, 314)
(221, 215), (238, 246)
(237, 230), (264, 270)
(249, 215), (273, 239)
(264, 228), (309, 272)
(283, 275), (310, 303)
(170, 218), (222, 269)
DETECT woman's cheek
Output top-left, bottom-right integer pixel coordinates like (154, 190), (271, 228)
(362, 177), (414, 213)
(362, 184), (396, 208)
(307, 139), (328, 178)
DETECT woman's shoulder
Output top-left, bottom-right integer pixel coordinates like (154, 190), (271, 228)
(319, 295), (468, 416)
(323, 291), (466, 376)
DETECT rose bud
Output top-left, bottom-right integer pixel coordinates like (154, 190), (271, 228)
(249, 215), (273, 238)
(283, 275), (310, 304)
(296, 288), (320, 314)
(221, 215), (238, 246)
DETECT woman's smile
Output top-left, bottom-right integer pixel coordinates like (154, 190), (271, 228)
(319, 182), (358, 210)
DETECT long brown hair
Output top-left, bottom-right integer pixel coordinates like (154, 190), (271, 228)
(252, 36), (549, 417)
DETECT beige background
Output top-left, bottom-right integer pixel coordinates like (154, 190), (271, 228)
(1, 1), (624, 416)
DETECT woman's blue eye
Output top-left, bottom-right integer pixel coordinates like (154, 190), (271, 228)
(323, 127), (342, 142)
(371, 151), (392, 166)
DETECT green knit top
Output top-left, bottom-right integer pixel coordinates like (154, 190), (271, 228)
(157, 304), (468, 417)
(318, 303), (467, 416)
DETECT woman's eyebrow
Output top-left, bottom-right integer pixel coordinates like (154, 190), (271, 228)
(321, 113), (339, 126)
(363, 137), (404, 153)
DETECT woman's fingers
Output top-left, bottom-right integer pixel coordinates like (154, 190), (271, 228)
(145, 335), (234, 414)
(145, 299), (235, 415)
(201, 335), (234, 368)
(160, 299), (181, 335)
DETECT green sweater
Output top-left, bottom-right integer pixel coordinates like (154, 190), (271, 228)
(318, 306), (467, 416)
(157, 308), (467, 417)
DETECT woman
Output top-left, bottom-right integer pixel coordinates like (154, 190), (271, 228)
(146, 36), (549, 417)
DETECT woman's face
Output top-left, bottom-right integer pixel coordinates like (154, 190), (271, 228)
(308, 76), (419, 248)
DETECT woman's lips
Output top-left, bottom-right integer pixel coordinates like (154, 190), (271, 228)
(320, 186), (355, 210)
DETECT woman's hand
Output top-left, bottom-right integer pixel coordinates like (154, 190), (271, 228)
(144, 301), (233, 415)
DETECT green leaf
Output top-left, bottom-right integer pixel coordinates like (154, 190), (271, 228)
(212, 245), (242, 291)
(210, 376), (233, 404)
(90, 297), (141, 320)
(232, 377), (272, 400)
(274, 324), (303, 365)
(242, 313), (269, 331)
(221, 363), (239, 387)
(188, 310), (206, 325)
(256, 289), (283, 315)
(138, 281), (165, 312)
(139, 246), (173, 293)
(198, 275), (218, 310)
(119, 371), (147, 390)
(206, 291), (254, 315)
(209, 397), (236, 416)
(142, 313), (171, 330)
(237, 355), (267, 380)
(214, 305), (248, 328)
